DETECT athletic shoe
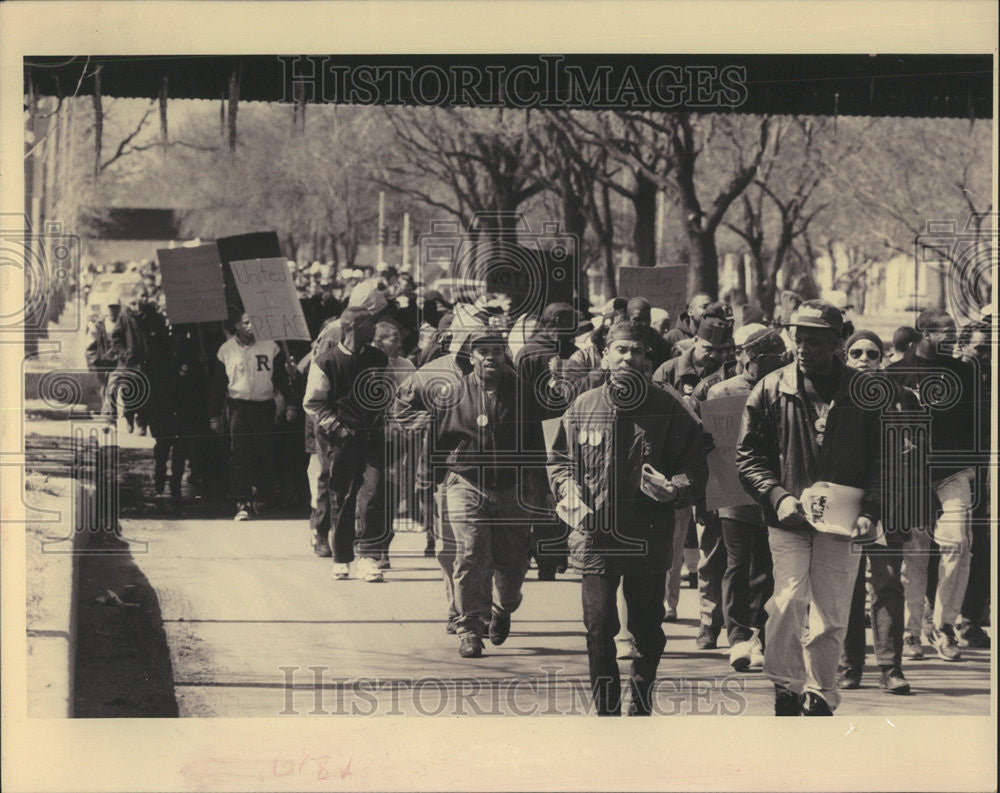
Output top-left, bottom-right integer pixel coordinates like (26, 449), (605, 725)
(234, 503), (250, 521)
(376, 553), (391, 570)
(311, 534), (332, 558)
(927, 625), (962, 661)
(696, 626), (718, 650)
(749, 641), (765, 669)
(459, 634), (484, 658)
(663, 607), (678, 622)
(774, 684), (802, 716)
(331, 563), (350, 580)
(729, 637), (755, 672)
(802, 692), (833, 716)
(838, 668), (862, 690)
(616, 638), (639, 659)
(879, 667), (911, 695)
(488, 609), (511, 646)
(902, 633), (924, 660)
(357, 557), (384, 583)
(957, 622), (991, 648)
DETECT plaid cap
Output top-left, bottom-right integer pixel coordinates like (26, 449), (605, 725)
(786, 299), (844, 333)
(741, 327), (786, 359)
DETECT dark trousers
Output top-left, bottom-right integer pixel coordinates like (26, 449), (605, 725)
(228, 399), (275, 502)
(842, 543), (905, 671)
(720, 517), (773, 644)
(531, 518), (569, 572)
(153, 435), (189, 494)
(962, 521), (990, 626)
(311, 430), (390, 564)
(698, 513), (726, 632)
(581, 572), (667, 716)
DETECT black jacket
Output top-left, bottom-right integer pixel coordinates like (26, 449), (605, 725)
(736, 359), (883, 529)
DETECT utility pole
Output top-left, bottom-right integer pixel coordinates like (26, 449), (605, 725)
(377, 191), (385, 264)
(402, 212), (410, 270)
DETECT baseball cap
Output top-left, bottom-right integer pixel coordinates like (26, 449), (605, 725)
(697, 315), (734, 345)
(734, 323), (768, 347)
(786, 299), (844, 333)
(468, 327), (507, 349)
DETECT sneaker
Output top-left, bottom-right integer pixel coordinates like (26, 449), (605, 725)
(749, 640), (765, 669)
(663, 606), (678, 623)
(357, 557), (384, 583)
(488, 608), (511, 646)
(311, 534), (332, 558)
(879, 667), (911, 695)
(331, 563), (350, 580)
(902, 633), (924, 660)
(615, 637), (640, 659)
(376, 553), (391, 570)
(234, 503), (250, 521)
(957, 622), (991, 649)
(445, 617), (459, 635)
(838, 668), (862, 690)
(459, 634), (484, 658)
(802, 692), (833, 716)
(774, 684), (802, 716)
(696, 626), (718, 650)
(927, 625), (962, 661)
(729, 637), (755, 672)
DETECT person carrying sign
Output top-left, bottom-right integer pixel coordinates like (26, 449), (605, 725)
(548, 320), (707, 716)
(210, 309), (297, 521)
(736, 300), (883, 716)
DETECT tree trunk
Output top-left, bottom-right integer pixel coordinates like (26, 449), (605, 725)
(633, 173), (657, 267)
(685, 229), (720, 300)
(227, 64), (240, 152)
(600, 183), (616, 298)
(92, 67), (103, 182)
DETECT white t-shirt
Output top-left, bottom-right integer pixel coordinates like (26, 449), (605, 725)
(217, 337), (280, 401)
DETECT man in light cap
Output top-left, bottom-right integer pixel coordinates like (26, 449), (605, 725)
(549, 320), (707, 715)
(395, 327), (545, 659)
(737, 300), (883, 715)
(702, 326), (788, 671)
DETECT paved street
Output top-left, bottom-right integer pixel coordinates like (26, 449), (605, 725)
(119, 512), (991, 718)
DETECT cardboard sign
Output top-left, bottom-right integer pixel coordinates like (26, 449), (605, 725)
(229, 257), (310, 341)
(618, 265), (687, 324)
(156, 244), (228, 324)
(217, 231), (283, 313)
(700, 394), (755, 510)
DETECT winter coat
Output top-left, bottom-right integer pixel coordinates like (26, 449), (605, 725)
(548, 380), (707, 575)
(735, 360), (882, 530)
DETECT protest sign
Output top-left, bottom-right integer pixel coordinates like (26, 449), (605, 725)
(229, 257), (310, 341)
(617, 265), (688, 323)
(156, 244), (228, 324)
(700, 394), (755, 510)
(217, 231), (283, 312)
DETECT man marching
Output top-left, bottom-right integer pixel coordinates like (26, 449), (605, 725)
(394, 327), (546, 658)
(548, 320), (707, 716)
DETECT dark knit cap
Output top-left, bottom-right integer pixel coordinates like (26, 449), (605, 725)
(845, 329), (884, 356)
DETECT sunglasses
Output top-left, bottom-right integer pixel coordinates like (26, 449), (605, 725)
(849, 348), (881, 361)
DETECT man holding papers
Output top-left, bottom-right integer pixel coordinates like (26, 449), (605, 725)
(736, 300), (883, 716)
(548, 320), (707, 716)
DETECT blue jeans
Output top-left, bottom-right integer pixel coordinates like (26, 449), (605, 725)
(581, 572), (667, 716)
